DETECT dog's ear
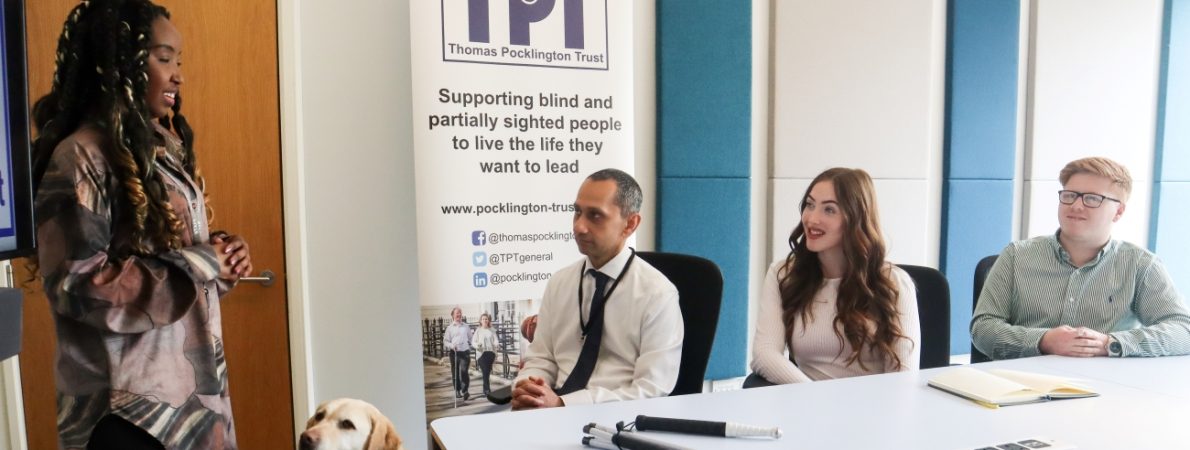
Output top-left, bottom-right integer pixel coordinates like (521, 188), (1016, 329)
(365, 409), (403, 450)
(306, 401), (329, 429)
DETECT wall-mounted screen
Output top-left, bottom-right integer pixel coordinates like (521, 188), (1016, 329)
(0, 0), (34, 261)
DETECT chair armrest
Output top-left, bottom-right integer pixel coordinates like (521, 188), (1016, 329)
(487, 385), (513, 404)
(741, 372), (777, 389)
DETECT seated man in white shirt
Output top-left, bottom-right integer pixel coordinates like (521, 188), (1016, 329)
(512, 168), (684, 409)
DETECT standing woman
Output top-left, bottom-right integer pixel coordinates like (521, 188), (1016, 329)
(32, 1), (251, 448)
(471, 312), (499, 396)
(751, 168), (920, 383)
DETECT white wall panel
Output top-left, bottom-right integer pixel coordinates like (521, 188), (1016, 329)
(1022, 180), (1151, 248)
(1022, 0), (1163, 251)
(771, 179), (931, 267)
(771, 0), (945, 179)
(297, 0), (425, 443)
(1026, 0), (1163, 183)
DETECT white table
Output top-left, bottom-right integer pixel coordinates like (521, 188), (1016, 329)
(1021, 355), (1190, 400)
(430, 356), (1190, 449)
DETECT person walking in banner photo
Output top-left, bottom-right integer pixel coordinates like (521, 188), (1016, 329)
(751, 168), (920, 384)
(512, 168), (684, 410)
(31, 1), (253, 448)
(971, 157), (1190, 359)
(444, 306), (474, 400)
(472, 312), (499, 396)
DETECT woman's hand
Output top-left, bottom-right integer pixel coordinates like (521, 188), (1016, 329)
(212, 233), (253, 281)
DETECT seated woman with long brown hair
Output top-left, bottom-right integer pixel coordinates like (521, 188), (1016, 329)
(751, 168), (920, 383)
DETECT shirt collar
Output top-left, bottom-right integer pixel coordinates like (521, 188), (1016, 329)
(1049, 229), (1117, 267)
(151, 121), (184, 160)
(588, 245), (633, 280)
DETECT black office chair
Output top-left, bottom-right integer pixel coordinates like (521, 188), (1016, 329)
(636, 251), (724, 396)
(897, 264), (951, 369)
(970, 255), (998, 363)
(487, 251), (723, 403)
(742, 367), (777, 388)
(743, 264), (951, 388)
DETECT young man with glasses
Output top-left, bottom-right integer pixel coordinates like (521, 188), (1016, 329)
(971, 157), (1190, 359)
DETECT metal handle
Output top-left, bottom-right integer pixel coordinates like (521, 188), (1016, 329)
(239, 269), (276, 287)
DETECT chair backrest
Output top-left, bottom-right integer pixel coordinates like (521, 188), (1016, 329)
(635, 251), (723, 396)
(970, 255), (999, 363)
(896, 264), (951, 369)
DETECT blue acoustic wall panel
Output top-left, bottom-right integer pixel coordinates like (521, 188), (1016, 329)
(1153, 183), (1190, 292)
(656, 0), (751, 379)
(1156, 0), (1190, 182)
(942, 0), (1020, 354)
(657, 178), (750, 380)
(656, 0), (751, 179)
(943, 180), (1015, 356)
(1151, 0), (1190, 292)
(946, 0), (1020, 180)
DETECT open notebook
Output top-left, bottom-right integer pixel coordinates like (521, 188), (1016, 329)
(928, 367), (1098, 407)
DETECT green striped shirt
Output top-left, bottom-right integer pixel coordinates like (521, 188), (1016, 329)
(971, 232), (1190, 359)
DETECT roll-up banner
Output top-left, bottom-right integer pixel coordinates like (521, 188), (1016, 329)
(409, 0), (634, 424)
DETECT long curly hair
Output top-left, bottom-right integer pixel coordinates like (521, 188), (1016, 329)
(31, 0), (200, 259)
(779, 168), (911, 371)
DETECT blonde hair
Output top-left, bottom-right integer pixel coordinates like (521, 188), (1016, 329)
(1059, 157), (1133, 201)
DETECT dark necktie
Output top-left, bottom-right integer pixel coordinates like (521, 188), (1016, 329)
(558, 269), (611, 395)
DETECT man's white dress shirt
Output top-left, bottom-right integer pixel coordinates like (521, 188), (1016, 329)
(518, 246), (684, 405)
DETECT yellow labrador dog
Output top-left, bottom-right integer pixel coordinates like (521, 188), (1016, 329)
(300, 398), (403, 450)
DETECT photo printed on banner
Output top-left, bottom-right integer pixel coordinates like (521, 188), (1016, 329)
(421, 299), (536, 425)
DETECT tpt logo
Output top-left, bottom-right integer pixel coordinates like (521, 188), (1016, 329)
(467, 0), (586, 49)
(441, 0), (609, 70)
(472, 230), (486, 246)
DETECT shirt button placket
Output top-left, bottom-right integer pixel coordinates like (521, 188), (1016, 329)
(1060, 271), (1079, 321)
(1064, 269), (1084, 323)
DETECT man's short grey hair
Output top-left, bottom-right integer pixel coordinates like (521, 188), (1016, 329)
(587, 168), (642, 217)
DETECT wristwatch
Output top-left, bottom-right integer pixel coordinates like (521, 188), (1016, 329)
(1107, 336), (1122, 357)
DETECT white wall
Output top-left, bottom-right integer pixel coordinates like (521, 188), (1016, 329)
(769, 0), (947, 267)
(1022, 0), (1164, 244)
(766, 0), (1164, 266)
(0, 262), (24, 450)
(284, 1), (657, 449)
(747, 0), (772, 373)
(285, 0), (427, 446)
(0, 357), (25, 450)
(633, 1), (657, 249)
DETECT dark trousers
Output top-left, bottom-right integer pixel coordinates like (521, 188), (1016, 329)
(87, 414), (165, 450)
(450, 349), (471, 394)
(477, 351), (496, 394)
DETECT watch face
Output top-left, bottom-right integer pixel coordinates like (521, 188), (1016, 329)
(1110, 341), (1122, 353)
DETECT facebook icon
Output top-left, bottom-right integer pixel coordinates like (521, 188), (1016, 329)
(473, 272), (489, 288)
(472, 230), (486, 246)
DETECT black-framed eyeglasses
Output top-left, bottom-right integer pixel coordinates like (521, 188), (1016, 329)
(1058, 190), (1121, 208)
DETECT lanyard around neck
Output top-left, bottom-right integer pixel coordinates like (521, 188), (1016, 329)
(577, 249), (636, 336)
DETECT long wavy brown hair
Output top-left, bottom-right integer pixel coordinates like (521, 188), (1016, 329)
(779, 168), (911, 371)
